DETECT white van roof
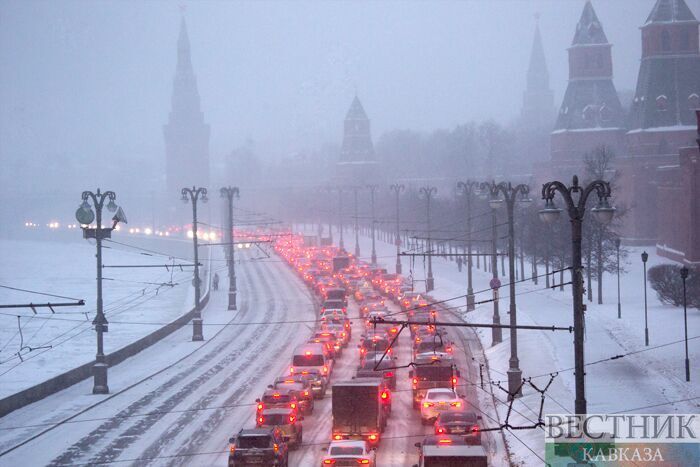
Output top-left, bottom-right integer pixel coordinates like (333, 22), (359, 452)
(423, 443), (487, 458)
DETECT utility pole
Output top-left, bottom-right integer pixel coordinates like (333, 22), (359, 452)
(615, 237), (621, 319)
(390, 184), (405, 274)
(181, 186), (208, 341)
(353, 186), (361, 258)
(680, 266), (690, 382)
(337, 187), (345, 251)
(457, 181), (478, 311)
(488, 192), (502, 346)
(420, 186), (437, 291)
(76, 189), (127, 394)
(483, 181), (530, 399)
(220, 186), (239, 311)
(641, 251), (650, 346)
(367, 184), (379, 266)
(541, 175), (615, 415)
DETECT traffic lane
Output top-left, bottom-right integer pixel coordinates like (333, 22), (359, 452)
(289, 299), (364, 466)
(375, 300), (425, 466)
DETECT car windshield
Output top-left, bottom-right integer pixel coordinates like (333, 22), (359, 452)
(427, 391), (455, 401)
(329, 446), (364, 455)
(260, 414), (291, 425)
(293, 354), (324, 366)
(237, 435), (270, 449)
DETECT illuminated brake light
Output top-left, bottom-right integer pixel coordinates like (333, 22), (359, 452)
(451, 401), (462, 408)
(436, 427), (445, 434)
(229, 444), (235, 454)
(290, 402), (296, 409)
(289, 366), (295, 374)
(412, 378), (418, 386)
(289, 415), (296, 423)
(333, 434), (343, 440)
(380, 390), (389, 400)
(357, 460), (370, 465)
(257, 416), (264, 425)
(304, 390), (310, 397)
(423, 402), (434, 408)
(438, 438), (453, 444)
(273, 393), (280, 398)
(384, 372), (394, 378)
(472, 425), (480, 433)
(273, 443), (279, 453)
(257, 403), (263, 411)
(322, 366), (328, 375)
(305, 351), (312, 356)
(323, 459), (336, 464)
(368, 433), (378, 441)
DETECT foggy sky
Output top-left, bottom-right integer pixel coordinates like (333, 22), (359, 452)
(1, 0), (698, 193)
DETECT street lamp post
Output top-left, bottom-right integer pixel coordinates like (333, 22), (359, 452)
(642, 251), (649, 346)
(483, 181), (531, 398)
(615, 237), (621, 319)
(76, 189), (127, 394)
(489, 202), (502, 346)
(540, 175), (615, 415)
(420, 186), (437, 291)
(390, 184), (405, 274)
(353, 186), (361, 258)
(680, 266), (690, 382)
(220, 186), (239, 311)
(181, 186), (208, 341)
(457, 181), (479, 311)
(337, 188), (345, 251)
(367, 184), (379, 266)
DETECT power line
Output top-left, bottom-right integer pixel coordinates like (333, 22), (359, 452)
(0, 284), (82, 301)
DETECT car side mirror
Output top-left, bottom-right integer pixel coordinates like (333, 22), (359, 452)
(267, 385), (273, 389)
(414, 442), (421, 448)
(255, 398), (260, 403)
(229, 437), (236, 444)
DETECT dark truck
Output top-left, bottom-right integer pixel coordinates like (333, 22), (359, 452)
(228, 427), (289, 466)
(410, 362), (460, 409)
(331, 378), (387, 448)
(332, 255), (350, 272)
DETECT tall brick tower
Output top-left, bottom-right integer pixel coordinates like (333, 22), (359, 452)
(521, 16), (554, 130)
(336, 96), (381, 184)
(550, 1), (625, 163)
(163, 18), (210, 206)
(627, 0), (699, 156)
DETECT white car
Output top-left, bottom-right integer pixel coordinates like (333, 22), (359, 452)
(321, 439), (376, 466)
(420, 388), (465, 425)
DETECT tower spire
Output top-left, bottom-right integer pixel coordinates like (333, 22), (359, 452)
(520, 16), (554, 129)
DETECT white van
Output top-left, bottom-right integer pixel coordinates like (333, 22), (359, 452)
(289, 343), (332, 383)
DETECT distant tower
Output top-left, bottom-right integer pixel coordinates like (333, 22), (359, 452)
(521, 15), (555, 129)
(550, 1), (625, 161)
(164, 17), (210, 203)
(336, 95), (381, 184)
(627, 0), (700, 156)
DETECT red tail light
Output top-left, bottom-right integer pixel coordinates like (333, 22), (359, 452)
(304, 390), (310, 397)
(357, 460), (370, 465)
(412, 378), (418, 386)
(290, 402), (296, 409)
(380, 390), (389, 400)
(368, 433), (378, 441)
(257, 403), (263, 411)
(438, 438), (453, 444)
(452, 377), (458, 386)
(423, 402), (434, 408)
(333, 434), (343, 440)
(471, 425), (480, 433)
(323, 460), (336, 464)
(229, 444), (235, 454)
(436, 427), (445, 434)
(257, 416), (264, 425)
(289, 415), (296, 423)
(322, 365), (328, 375)
(450, 401), (462, 408)
(273, 443), (279, 453)
(289, 366), (295, 374)
(384, 371), (394, 378)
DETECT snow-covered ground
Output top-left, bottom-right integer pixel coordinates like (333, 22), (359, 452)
(0, 237), (203, 399)
(303, 224), (700, 466)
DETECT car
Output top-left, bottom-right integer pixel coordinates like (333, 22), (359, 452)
(413, 436), (487, 467)
(256, 408), (303, 449)
(355, 357), (397, 390)
(310, 331), (343, 358)
(270, 379), (314, 414)
(320, 313), (352, 338)
(290, 343), (332, 382)
(358, 333), (392, 359)
(228, 427), (289, 467)
(256, 388), (301, 418)
(290, 368), (326, 398)
(420, 388), (466, 424)
(321, 439), (376, 466)
(320, 322), (350, 347)
(434, 411), (482, 445)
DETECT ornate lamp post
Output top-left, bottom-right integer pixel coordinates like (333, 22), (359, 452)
(680, 266), (690, 382)
(641, 251), (650, 346)
(390, 184), (405, 274)
(482, 181), (531, 398)
(337, 187), (345, 251)
(457, 180), (479, 311)
(181, 186), (208, 341)
(615, 237), (621, 319)
(366, 184), (379, 266)
(353, 186), (361, 258)
(76, 189), (127, 394)
(220, 186), (239, 311)
(420, 186), (437, 291)
(540, 175), (615, 415)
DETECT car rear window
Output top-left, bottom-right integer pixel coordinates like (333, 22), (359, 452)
(260, 414), (290, 425)
(237, 435), (270, 449)
(415, 366), (453, 380)
(293, 354), (325, 366)
(439, 412), (476, 423)
(263, 394), (291, 403)
(329, 446), (364, 455)
(427, 391), (455, 401)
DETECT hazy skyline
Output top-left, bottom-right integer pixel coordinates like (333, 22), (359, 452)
(2, 0), (698, 190)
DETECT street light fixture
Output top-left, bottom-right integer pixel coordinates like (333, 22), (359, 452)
(541, 175), (614, 415)
(220, 186), (240, 311)
(482, 180), (530, 399)
(457, 181), (480, 311)
(182, 186), (208, 341)
(680, 266), (691, 382)
(419, 186), (437, 292)
(76, 188), (127, 394)
(641, 251), (649, 346)
(390, 184), (405, 274)
(366, 184), (379, 266)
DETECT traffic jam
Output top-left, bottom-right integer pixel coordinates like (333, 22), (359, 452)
(227, 234), (489, 467)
